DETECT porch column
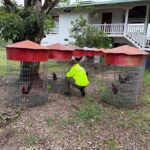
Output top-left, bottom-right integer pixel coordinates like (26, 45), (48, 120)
(144, 4), (149, 36)
(124, 8), (129, 35)
(143, 3), (150, 48)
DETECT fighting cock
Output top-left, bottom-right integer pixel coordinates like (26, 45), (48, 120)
(21, 82), (32, 100)
(111, 83), (118, 94)
(52, 72), (57, 81)
(119, 74), (130, 84)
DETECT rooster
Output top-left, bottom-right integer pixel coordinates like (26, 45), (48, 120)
(52, 72), (57, 81)
(119, 74), (130, 84)
(111, 83), (118, 94)
(21, 82), (32, 100)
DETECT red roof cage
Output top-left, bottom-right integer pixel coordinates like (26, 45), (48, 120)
(103, 45), (149, 66)
(6, 40), (49, 62)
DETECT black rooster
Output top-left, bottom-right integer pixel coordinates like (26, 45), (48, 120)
(52, 72), (57, 81)
(111, 83), (118, 94)
(119, 74), (130, 84)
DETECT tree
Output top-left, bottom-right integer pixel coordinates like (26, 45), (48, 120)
(0, 0), (60, 43)
(70, 16), (112, 48)
(0, 0), (62, 82)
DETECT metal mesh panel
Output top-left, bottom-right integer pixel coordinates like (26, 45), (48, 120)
(47, 58), (104, 94)
(47, 60), (70, 93)
(6, 61), (48, 108)
(101, 64), (145, 107)
(80, 56), (104, 77)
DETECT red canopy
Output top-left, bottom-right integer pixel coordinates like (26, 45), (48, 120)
(103, 45), (148, 55)
(46, 43), (74, 60)
(73, 47), (104, 57)
(6, 40), (49, 62)
(103, 45), (149, 66)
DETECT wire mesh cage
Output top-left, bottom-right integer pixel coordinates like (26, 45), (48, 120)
(47, 56), (105, 95)
(47, 60), (70, 93)
(6, 61), (48, 107)
(80, 56), (105, 77)
(101, 64), (145, 107)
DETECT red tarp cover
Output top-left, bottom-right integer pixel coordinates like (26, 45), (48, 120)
(7, 40), (48, 50)
(6, 40), (49, 62)
(73, 47), (104, 57)
(46, 43), (74, 60)
(103, 45), (149, 66)
(103, 45), (148, 55)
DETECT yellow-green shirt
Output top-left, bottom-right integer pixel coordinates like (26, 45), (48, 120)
(66, 64), (89, 86)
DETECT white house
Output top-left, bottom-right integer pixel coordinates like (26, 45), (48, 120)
(41, 0), (150, 51)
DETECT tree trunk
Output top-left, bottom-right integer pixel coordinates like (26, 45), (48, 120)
(19, 62), (41, 83)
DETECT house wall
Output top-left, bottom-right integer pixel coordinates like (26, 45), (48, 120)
(41, 3), (149, 45)
(89, 8), (124, 24)
(41, 10), (88, 45)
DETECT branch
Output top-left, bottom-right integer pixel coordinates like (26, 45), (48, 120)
(2, 0), (17, 12)
(42, 0), (60, 14)
(24, 0), (31, 7)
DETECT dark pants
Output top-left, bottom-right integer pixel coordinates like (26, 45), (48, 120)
(65, 77), (85, 93)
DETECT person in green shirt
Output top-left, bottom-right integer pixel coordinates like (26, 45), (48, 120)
(65, 58), (89, 97)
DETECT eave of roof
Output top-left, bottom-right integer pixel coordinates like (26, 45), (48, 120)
(55, 0), (148, 9)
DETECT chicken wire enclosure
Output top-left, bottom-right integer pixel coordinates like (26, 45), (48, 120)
(47, 60), (71, 93)
(80, 56), (105, 77)
(101, 65), (145, 107)
(6, 61), (48, 108)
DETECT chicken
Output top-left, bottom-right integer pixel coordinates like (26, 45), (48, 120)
(52, 72), (57, 81)
(118, 74), (125, 83)
(119, 74), (130, 84)
(124, 75), (130, 81)
(111, 83), (118, 94)
(21, 82), (32, 100)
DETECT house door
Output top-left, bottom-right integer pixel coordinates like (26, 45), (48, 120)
(102, 12), (112, 24)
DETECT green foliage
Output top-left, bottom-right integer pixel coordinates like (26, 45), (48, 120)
(143, 70), (150, 87)
(25, 135), (40, 146)
(0, 7), (54, 42)
(125, 110), (150, 132)
(74, 103), (104, 122)
(132, 111), (150, 132)
(60, 118), (76, 126)
(46, 117), (54, 126)
(0, 38), (11, 47)
(99, 86), (107, 94)
(104, 138), (117, 150)
(70, 16), (112, 48)
(47, 84), (51, 92)
(142, 94), (150, 105)
(0, 50), (7, 76)
(0, 12), (25, 42)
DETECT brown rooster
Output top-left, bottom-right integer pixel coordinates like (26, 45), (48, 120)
(21, 82), (32, 100)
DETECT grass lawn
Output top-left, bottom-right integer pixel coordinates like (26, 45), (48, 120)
(0, 50), (70, 76)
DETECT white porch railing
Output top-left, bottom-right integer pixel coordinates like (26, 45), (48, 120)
(90, 23), (150, 50)
(127, 24), (144, 33)
(90, 23), (124, 34)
